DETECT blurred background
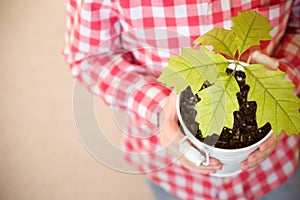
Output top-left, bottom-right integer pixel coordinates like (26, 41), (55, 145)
(0, 0), (154, 199)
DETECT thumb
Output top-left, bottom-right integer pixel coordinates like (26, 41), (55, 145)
(163, 90), (178, 121)
(250, 51), (279, 69)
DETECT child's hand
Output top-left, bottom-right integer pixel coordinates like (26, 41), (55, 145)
(240, 131), (285, 170)
(158, 92), (222, 174)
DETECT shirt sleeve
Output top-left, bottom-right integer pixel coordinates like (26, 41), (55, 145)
(273, 0), (300, 95)
(62, 0), (171, 128)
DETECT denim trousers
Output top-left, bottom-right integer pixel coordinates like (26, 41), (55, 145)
(147, 163), (300, 200)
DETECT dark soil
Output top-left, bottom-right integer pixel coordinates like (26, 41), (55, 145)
(179, 69), (271, 149)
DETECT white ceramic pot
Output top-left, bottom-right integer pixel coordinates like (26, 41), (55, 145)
(176, 62), (273, 177)
(177, 95), (272, 177)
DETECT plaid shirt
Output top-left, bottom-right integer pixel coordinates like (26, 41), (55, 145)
(63, 0), (300, 199)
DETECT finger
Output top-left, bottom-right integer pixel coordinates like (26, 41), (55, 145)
(209, 157), (223, 167)
(243, 132), (284, 166)
(180, 156), (222, 174)
(182, 163), (217, 174)
(250, 51), (279, 69)
(258, 132), (277, 152)
(241, 146), (274, 170)
(241, 133), (285, 170)
(158, 92), (183, 147)
(240, 150), (268, 170)
(240, 160), (247, 170)
(259, 131), (285, 152)
(163, 90), (178, 120)
(180, 155), (222, 169)
(158, 126), (184, 156)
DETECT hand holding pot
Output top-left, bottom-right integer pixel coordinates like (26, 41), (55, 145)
(240, 131), (285, 170)
(158, 92), (223, 174)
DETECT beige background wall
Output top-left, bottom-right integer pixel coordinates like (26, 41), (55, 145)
(0, 0), (154, 199)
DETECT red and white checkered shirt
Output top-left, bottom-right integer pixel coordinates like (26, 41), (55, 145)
(63, 0), (300, 199)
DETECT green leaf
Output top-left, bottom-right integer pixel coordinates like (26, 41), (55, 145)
(245, 64), (300, 135)
(157, 67), (189, 94)
(195, 74), (240, 137)
(232, 10), (273, 56)
(157, 46), (230, 94)
(194, 28), (237, 59)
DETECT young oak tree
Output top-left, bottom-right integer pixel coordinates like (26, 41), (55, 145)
(158, 11), (300, 137)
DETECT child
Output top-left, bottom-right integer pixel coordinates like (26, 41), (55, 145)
(63, 0), (300, 199)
